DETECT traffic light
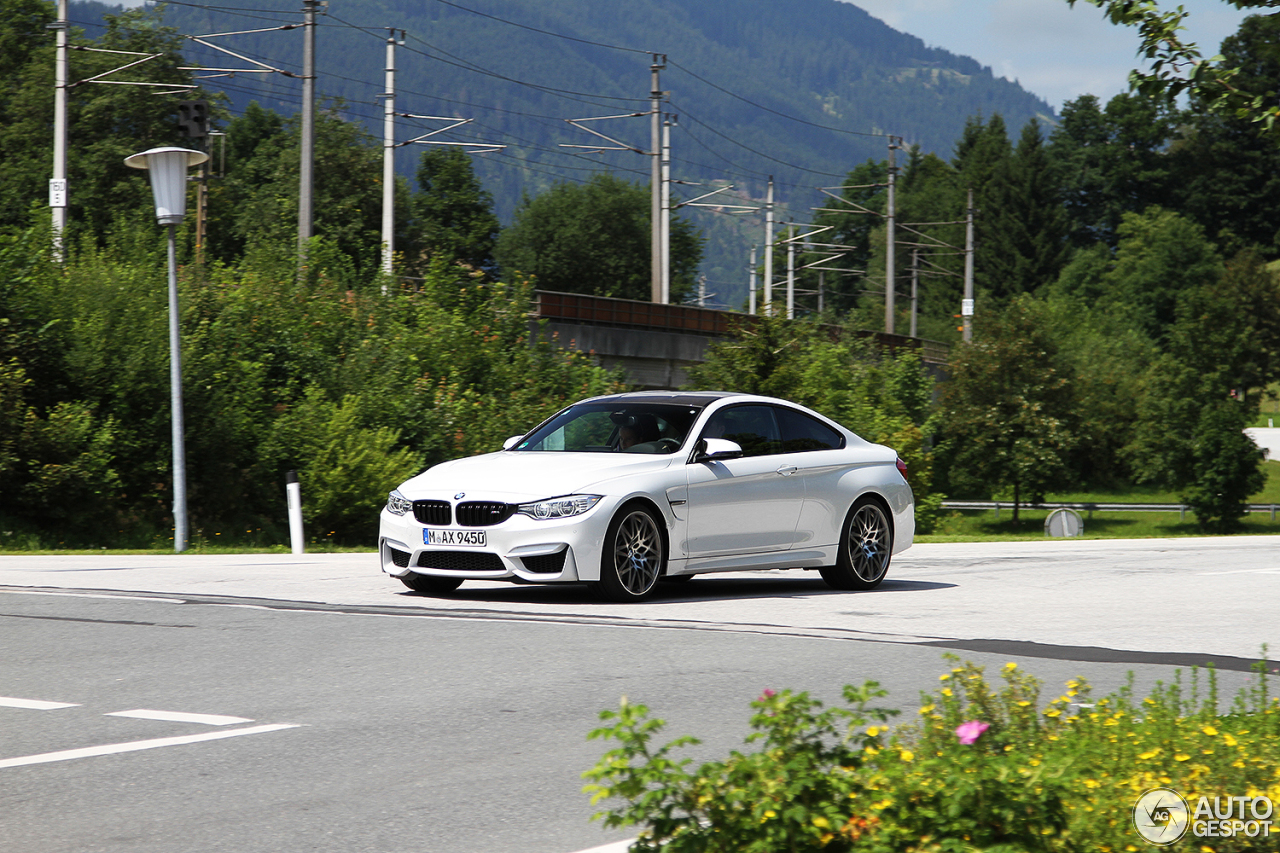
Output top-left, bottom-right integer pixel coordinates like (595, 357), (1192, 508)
(177, 100), (208, 139)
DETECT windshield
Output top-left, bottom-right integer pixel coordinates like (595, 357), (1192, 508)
(512, 402), (703, 454)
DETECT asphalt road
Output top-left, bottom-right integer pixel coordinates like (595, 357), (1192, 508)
(1, 537), (1277, 853)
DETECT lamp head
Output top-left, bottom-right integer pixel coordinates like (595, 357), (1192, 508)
(124, 147), (209, 226)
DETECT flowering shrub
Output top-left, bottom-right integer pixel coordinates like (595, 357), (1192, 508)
(584, 654), (1280, 852)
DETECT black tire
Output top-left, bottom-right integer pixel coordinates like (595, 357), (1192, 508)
(820, 498), (892, 590)
(399, 572), (464, 595)
(593, 504), (665, 602)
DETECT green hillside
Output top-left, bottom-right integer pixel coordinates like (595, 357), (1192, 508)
(71, 0), (1056, 305)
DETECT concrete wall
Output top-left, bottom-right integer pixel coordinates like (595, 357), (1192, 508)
(534, 321), (719, 390)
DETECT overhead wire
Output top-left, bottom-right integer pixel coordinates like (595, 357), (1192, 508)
(85, 1), (868, 215)
(318, 10), (647, 109)
(670, 101), (846, 179)
(427, 0), (652, 56)
(667, 58), (887, 140)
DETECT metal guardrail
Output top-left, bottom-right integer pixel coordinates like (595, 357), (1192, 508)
(943, 500), (1280, 521)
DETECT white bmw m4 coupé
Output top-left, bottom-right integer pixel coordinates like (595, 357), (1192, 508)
(379, 391), (914, 602)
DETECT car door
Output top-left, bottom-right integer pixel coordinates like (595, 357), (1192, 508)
(683, 404), (805, 557)
(772, 404), (850, 548)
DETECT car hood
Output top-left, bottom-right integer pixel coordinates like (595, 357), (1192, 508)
(396, 451), (677, 502)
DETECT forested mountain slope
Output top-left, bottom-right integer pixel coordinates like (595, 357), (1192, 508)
(70, 0), (1056, 302)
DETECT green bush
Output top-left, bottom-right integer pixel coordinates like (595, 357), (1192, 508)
(585, 655), (1280, 852)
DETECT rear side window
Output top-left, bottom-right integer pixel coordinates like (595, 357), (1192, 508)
(775, 406), (844, 453)
(701, 405), (780, 457)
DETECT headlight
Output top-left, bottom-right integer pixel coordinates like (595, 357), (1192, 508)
(386, 490), (413, 516)
(516, 494), (602, 520)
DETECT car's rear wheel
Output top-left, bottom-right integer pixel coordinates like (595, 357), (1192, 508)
(593, 504), (664, 602)
(399, 572), (464, 595)
(820, 498), (892, 590)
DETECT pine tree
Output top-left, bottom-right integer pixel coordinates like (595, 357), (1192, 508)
(979, 120), (1070, 300)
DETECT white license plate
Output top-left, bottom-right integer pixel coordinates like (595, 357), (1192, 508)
(424, 528), (486, 547)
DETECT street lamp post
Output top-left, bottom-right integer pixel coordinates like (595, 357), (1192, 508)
(124, 146), (209, 553)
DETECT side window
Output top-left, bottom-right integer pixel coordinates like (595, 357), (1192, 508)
(702, 405), (780, 457)
(775, 406), (844, 453)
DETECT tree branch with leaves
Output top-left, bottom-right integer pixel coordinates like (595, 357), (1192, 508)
(1068, 0), (1280, 131)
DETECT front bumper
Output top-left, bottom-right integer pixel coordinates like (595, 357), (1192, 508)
(378, 500), (616, 584)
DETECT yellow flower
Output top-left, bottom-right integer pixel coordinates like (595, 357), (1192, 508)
(941, 688), (953, 697)
(918, 704), (935, 715)
(1202, 725), (1218, 736)
(1139, 749), (1161, 760)
(866, 726), (881, 737)
(1044, 708), (1062, 718)
(899, 749), (914, 762)
(764, 809), (776, 819)
(939, 673), (951, 681)
(1174, 753), (1190, 762)
(1224, 733), (1238, 746)
(812, 817), (830, 829)
(1016, 700), (1032, 707)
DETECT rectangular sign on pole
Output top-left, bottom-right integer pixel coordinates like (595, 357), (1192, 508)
(49, 179), (67, 208)
(961, 298), (974, 317)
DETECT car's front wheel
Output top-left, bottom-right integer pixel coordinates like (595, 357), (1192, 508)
(593, 504), (665, 602)
(399, 572), (464, 596)
(820, 498), (892, 590)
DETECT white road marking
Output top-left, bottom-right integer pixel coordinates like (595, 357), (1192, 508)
(570, 841), (636, 853)
(0, 723), (302, 769)
(0, 697), (80, 710)
(105, 709), (253, 726)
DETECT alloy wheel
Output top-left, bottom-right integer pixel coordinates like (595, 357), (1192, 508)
(613, 510), (662, 596)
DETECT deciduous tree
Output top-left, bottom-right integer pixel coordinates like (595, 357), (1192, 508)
(937, 296), (1076, 524)
(405, 147), (500, 273)
(1126, 250), (1280, 530)
(496, 173), (703, 303)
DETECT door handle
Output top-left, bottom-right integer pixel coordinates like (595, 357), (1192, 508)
(776, 465), (798, 476)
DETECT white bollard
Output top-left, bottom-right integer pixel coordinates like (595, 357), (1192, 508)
(286, 470), (305, 554)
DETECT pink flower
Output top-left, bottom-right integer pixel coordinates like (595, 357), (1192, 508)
(955, 720), (990, 744)
(758, 689), (777, 701)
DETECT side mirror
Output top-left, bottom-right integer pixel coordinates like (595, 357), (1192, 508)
(696, 437), (743, 462)
(502, 435), (524, 451)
